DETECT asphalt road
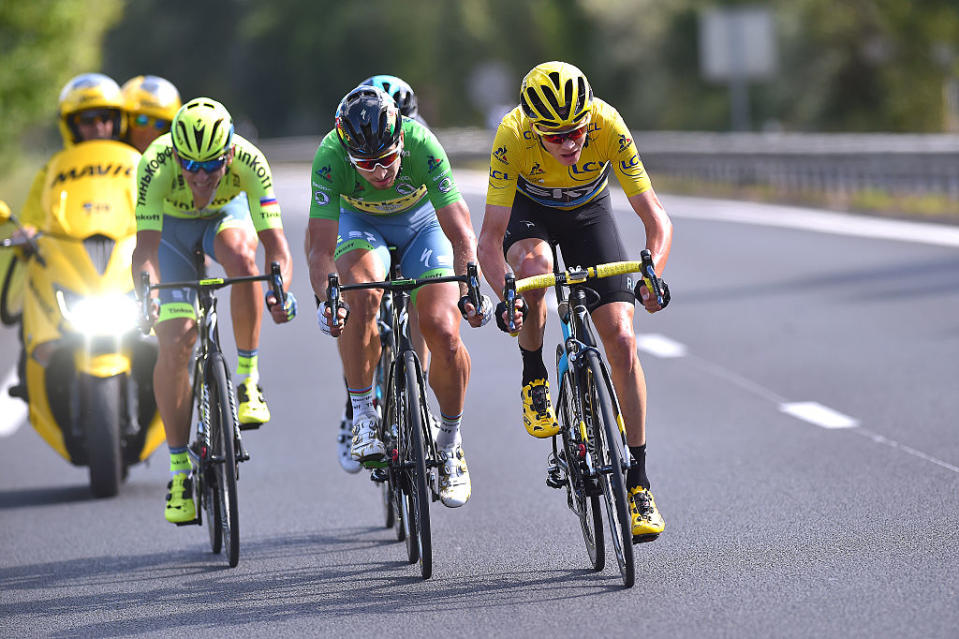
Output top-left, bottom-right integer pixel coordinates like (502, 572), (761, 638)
(1, 167), (957, 638)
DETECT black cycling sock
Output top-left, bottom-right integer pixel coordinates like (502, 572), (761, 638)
(520, 345), (548, 386)
(627, 444), (649, 490)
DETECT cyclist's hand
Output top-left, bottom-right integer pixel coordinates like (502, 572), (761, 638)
(139, 298), (159, 335)
(317, 300), (349, 337)
(635, 279), (671, 313)
(265, 290), (297, 323)
(458, 294), (493, 328)
(495, 297), (527, 334)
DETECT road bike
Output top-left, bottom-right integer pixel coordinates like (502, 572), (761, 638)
(327, 261), (482, 580)
(139, 252), (284, 568)
(504, 248), (667, 588)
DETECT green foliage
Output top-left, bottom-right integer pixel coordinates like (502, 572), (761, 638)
(0, 0), (123, 171)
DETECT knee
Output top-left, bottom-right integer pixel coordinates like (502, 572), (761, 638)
(157, 324), (196, 366)
(345, 290), (380, 323)
(421, 317), (460, 361)
(605, 326), (637, 368)
(220, 238), (258, 275)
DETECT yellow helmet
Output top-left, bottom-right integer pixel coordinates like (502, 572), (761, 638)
(520, 61), (593, 133)
(57, 73), (126, 146)
(171, 97), (234, 161)
(122, 75), (181, 127)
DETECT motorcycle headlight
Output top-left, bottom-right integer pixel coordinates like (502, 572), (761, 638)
(56, 287), (139, 337)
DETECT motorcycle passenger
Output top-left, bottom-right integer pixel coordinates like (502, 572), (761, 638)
(131, 97), (296, 524)
(6, 73), (127, 400)
(121, 75), (181, 153)
(308, 86), (492, 508)
(477, 61), (673, 542)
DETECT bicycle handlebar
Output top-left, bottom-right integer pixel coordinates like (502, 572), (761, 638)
(325, 262), (483, 331)
(505, 249), (667, 314)
(137, 261), (285, 331)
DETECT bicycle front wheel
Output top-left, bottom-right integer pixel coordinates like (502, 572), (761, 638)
(583, 350), (635, 588)
(557, 371), (604, 571)
(208, 352), (240, 568)
(402, 352), (432, 579)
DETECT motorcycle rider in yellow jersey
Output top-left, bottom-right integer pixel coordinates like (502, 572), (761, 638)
(131, 97), (296, 523)
(6, 73), (128, 400)
(477, 61), (673, 542)
(121, 75), (181, 153)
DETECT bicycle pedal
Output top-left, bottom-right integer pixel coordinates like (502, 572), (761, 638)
(546, 468), (566, 489)
(238, 421), (262, 431)
(633, 533), (660, 545)
(369, 468), (389, 483)
(174, 519), (199, 527)
(362, 458), (389, 469)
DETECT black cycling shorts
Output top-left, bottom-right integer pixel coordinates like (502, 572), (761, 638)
(503, 187), (636, 310)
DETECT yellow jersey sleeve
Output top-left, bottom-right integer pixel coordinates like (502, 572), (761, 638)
(600, 102), (651, 198)
(485, 110), (526, 208)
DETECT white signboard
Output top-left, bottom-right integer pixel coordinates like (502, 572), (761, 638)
(700, 6), (777, 82)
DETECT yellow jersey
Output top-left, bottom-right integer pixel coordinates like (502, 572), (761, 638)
(486, 98), (651, 210)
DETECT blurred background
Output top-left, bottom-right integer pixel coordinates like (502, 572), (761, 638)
(3, 0), (959, 216)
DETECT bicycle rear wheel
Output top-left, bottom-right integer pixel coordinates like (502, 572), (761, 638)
(584, 350), (635, 588)
(208, 352), (240, 567)
(402, 352), (432, 579)
(557, 372), (604, 571)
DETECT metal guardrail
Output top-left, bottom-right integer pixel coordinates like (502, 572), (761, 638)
(260, 129), (959, 201)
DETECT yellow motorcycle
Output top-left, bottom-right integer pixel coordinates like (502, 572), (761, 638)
(0, 140), (164, 497)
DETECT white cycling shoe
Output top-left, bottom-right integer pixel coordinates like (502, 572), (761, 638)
(337, 414), (361, 474)
(350, 413), (386, 463)
(438, 443), (471, 508)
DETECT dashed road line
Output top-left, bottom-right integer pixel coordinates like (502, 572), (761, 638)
(637, 336), (958, 474)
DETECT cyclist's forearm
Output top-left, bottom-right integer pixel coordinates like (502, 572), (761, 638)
(258, 228), (293, 290)
(132, 230), (161, 289)
(478, 238), (510, 300)
(628, 189), (673, 275)
(306, 219), (338, 301)
(436, 199), (478, 295)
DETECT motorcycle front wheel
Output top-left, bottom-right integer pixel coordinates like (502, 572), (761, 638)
(82, 373), (123, 498)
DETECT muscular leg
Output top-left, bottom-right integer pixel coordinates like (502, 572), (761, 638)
(214, 227), (260, 352)
(153, 318), (198, 448)
(335, 248), (385, 389)
(591, 301), (646, 446)
(505, 238), (553, 351)
(415, 281), (470, 417)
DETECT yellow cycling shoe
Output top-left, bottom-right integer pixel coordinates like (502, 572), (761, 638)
(629, 486), (665, 543)
(237, 377), (270, 428)
(522, 378), (560, 438)
(165, 474), (196, 524)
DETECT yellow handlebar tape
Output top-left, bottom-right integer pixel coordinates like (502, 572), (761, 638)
(515, 261), (642, 293)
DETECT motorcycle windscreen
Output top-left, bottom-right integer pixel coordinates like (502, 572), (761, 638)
(41, 139), (140, 239)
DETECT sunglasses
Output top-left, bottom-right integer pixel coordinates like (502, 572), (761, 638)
(74, 109), (116, 126)
(133, 113), (171, 131)
(177, 154), (228, 173)
(539, 125), (588, 145)
(348, 147), (402, 171)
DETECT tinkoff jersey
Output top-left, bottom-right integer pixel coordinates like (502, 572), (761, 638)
(486, 98), (651, 210)
(135, 133), (282, 232)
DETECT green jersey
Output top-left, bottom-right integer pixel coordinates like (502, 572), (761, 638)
(309, 118), (462, 220)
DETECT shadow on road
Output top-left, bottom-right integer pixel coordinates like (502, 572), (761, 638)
(1, 527), (624, 637)
(0, 485), (94, 509)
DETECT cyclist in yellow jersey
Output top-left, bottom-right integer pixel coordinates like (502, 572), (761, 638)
(478, 61), (673, 542)
(131, 98), (296, 523)
(121, 75), (181, 153)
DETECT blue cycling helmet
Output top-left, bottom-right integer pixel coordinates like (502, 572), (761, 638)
(361, 74), (418, 118)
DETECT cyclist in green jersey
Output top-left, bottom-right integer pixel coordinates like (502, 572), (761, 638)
(308, 86), (492, 508)
(131, 97), (296, 523)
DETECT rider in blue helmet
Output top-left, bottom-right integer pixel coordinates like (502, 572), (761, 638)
(361, 74), (427, 126)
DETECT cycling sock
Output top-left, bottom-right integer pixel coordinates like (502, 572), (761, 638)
(343, 377), (353, 420)
(627, 444), (649, 490)
(436, 411), (463, 449)
(237, 349), (259, 383)
(520, 345), (548, 386)
(348, 384), (376, 418)
(169, 446), (190, 478)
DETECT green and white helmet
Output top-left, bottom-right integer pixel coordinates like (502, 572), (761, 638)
(171, 97), (234, 161)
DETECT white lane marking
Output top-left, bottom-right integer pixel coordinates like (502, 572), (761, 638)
(852, 428), (959, 474)
(637, 334), (687, 358)
(0, 366), (26, 437)
(779, 401), (859, 429)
